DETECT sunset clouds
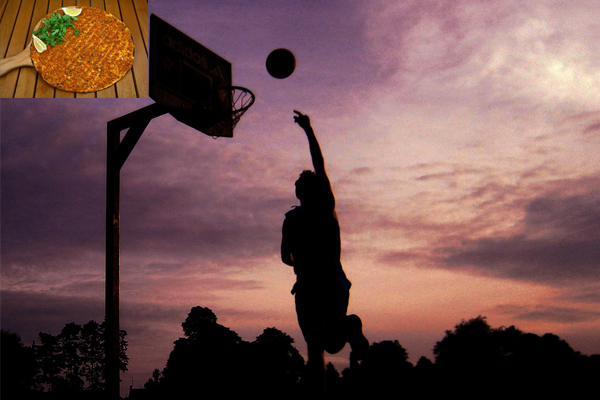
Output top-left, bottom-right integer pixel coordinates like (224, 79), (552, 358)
(2, 0), (599, 394)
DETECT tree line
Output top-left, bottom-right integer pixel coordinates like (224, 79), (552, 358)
(2, 309), (598, 399)
(143, 307), (599, 398)
(1, 321), (127, 399)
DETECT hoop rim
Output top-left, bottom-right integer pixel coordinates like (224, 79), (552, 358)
(215, 85), (256, 114)
(165, 85), (255, 138)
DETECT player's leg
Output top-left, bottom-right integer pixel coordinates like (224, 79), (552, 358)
(296, 289), (327, 394)
(346, 314), (369, 360)
(322, 289), (369, 359)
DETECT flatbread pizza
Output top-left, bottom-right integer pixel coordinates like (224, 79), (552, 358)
(30, 6), (135, 93)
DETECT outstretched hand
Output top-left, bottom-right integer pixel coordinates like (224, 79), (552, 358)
(293, 110), (312, 131)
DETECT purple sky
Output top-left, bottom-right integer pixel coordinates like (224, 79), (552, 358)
(2, 0), (600, 395)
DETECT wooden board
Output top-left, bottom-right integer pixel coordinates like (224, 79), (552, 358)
(0, 0), (148, 98)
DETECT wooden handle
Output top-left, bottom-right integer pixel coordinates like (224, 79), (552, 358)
(0, 47), (34, 77)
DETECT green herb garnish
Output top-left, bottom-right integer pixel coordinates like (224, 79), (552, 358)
(33, 11), (79, 47)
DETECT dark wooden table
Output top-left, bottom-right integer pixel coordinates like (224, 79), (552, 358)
(0, 0), (148, 98)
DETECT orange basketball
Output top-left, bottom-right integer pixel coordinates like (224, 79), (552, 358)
(266, 48), (296, 79)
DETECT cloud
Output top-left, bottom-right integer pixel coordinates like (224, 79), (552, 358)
(444, 235), (599, 283)
(494, 303), (600, 324)
(584, 122), (600, 135)
(441, 177), (600, 286)
(1, 100), (294, 283)
(564, 111), (600, 137)
(362, 0), (600, 113)
(0, 290), (104, 342)
(116, 122), (293, 268)
(1, 100), (143, 269)
(556, 287), (600, 305)
(369, 161), (600, 287)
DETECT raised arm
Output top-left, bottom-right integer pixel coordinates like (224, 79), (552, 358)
(293, 111), (326, 176)
(293, 110), (336, 210)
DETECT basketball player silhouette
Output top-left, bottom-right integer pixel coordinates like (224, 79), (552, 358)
(281, 110), (369, 393)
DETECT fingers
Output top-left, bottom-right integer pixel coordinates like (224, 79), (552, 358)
(293, 110), (306, 124)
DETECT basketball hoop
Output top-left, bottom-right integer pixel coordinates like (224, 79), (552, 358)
(150, 15), (255, 138)
(207, 86), (255, 138)
(166, 85), (255, 138)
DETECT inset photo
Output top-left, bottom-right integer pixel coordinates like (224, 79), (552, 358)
(0, 0), (148, 98)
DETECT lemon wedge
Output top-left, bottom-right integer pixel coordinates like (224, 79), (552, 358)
(62, 7), (82, 17)
(32, 34), (47, 53)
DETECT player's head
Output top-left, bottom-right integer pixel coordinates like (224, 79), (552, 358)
(295, 170), (317, 202)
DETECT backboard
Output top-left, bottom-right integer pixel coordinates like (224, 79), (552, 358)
(149, 14), (234, 137)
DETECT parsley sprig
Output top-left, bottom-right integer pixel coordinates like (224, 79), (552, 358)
(33, 11), (79, 47)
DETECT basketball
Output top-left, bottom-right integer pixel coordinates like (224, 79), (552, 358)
(266, 48), (296, 79)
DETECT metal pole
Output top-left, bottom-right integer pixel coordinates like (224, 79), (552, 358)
(106, 122), (121, 400)
(105, 103), (168, 399)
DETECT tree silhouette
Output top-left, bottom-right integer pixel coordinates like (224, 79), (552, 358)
(1, 330), (37, 398)
(30, 320), (127, 394)
(146, 307), (308, 397)
(324, 362), (342, 394)
(158, 306), (245, 397)
(143, 368), (162, 392)
(138, 310), (599, 397)
(434, 316), (501, 370)
(362, 340), (412, 395)
(411, 356), (439, 397)
(35, 331), (64, 391)
(79, 320), (105, 391)
(8, 310), (599, 397)
(339, 340), (412, 396)
(501, 330), (595, 397)
(58, 322), (85, 391)
(250, 327), (305, 395)
(181, 305), (218, 335)
(433, 316), (595, 397)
